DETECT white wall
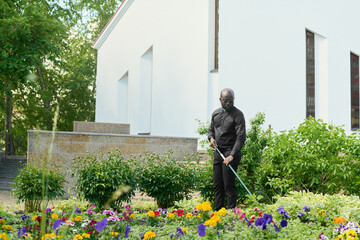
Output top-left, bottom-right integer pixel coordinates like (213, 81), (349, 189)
(95, 0), (212, 138)
(220, 0), (360, 132)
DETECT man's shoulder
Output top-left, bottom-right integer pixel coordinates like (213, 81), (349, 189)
(232, 107), (245, 117)
(212, 107), (223, 115)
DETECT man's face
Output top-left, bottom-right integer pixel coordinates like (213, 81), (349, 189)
(220, 93), (234, 112)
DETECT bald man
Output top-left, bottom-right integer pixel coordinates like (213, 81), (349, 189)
(208, 88), (246, 210)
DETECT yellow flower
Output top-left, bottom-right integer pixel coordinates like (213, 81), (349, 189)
(52, 213), (59, 220)
(82, 233), (90, 239)
(197, 214), (202, 218)
(196, 202), (212, 211)
(23, 233), (32, 239)
(218, 208), (227, 216)
(201, 202), (212, 211)
(336, 235), (344, 240)
(166, 213), (175, 219)
(130, 213), (135, 219)
(318, 210), (326, 216)
(42, 233), (56, 240)
(186, 213), (193, 219)
(147, 211), (155, 217)
(1, 225), (14, 231)
(182, 228), (187, 234)
(204, 219), (217, 227)
(74, 216), (82, 222)
(348, 229), (358, 238)
(0, 233), (8, 240)
(0, 219), (5, 224)
(210, 215), (221, 223)
(71, 218), (74, 221)
(111, 232), (119, 237)
(144, 231), (156, 240)
(32, 215), (38, 221)
(73, 234), (83, 240)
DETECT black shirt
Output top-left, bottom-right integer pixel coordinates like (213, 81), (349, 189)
(208, 107), (246, 156)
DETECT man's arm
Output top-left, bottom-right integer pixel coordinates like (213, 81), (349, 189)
(230, 111), (246, 157)
(208, 113), (217, 149)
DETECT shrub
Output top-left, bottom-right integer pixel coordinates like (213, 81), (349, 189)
(259, 117), (360, 199)
(11, 162), (66, 212)
(72, 151), (136, 209)
(134, 151), (201, 208)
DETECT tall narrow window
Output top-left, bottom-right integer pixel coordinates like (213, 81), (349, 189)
(351, 53), (359, 130)
(306, 30), (315, 118)
(214, 0), (219, 70)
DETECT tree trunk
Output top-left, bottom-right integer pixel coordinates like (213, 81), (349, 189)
(36, 66), (53, 129)
(4, 87), (15, 155)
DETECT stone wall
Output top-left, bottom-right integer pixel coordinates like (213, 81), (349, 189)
(73, 121), (130, 134)
(27, 130), (197, 195)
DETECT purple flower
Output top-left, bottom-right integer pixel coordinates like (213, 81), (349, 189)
(263, 213), (273, 224)
(303, 206), (311, 212)
(198, 223), (206, 237)
(276, 205), (290, 218)
(297, 212), (305, 219)
(75, 207), (81, 214)
(53, 219), (64, 230)
(140, 232), (145, 239)
(280, 219), (288, 228)
(176, 228), (184, 236)
(90, 204), (96, 209)
(17, 227), (27, 238)
(45, 208), (52, 214)
(125, 205), (131, 210)
(243, 215), (252, 227)
(124, 224), (130, 238)
(216, 230), (220, 236)
(95, 218), (108, 232)
(21, 214), (29, 221)
(87, 209), (94, 216)
(255, 218), (265, 227)
(273, 223), (280, 232)
(162, 208), (169, 215)
(170, 233), (173, 238)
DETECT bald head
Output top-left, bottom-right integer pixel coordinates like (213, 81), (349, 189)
(220, 88), (234, 99)
(219, 88), (235, 112)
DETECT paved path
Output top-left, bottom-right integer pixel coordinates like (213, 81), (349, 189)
(0, 190), (155, 212)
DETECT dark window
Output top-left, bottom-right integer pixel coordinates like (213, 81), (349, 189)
(351, 53), (359, 130)
(306, 30), (315, 118)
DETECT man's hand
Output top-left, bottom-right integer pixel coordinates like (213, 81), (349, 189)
(210, 137), (217, 149)
(223, 155), (234, 166)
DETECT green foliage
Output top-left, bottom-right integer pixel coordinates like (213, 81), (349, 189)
(237, 112), (271, 202)
(259, 117), (360, 199)
(72, 151), (136, 209)
(196, 113), (270, 204)
(11, 162), (66, 212)
(134, 151), (201, 208)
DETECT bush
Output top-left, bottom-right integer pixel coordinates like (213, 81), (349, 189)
(11, 162), (66, 212)
(72, 151), (136, 209)
(134, 151), (201, 208)
(259, 117), (360, 199)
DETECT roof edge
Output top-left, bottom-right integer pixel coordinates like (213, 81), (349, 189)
(93, 0), (134, 50)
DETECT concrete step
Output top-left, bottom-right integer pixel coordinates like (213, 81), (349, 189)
(0, 155), (26, 190)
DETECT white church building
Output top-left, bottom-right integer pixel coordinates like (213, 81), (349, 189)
(93, 0), (360, 140)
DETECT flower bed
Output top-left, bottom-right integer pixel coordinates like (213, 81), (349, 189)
(0, 192), (360, 239)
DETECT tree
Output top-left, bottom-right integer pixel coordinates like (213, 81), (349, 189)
(0, 0), (73, 154)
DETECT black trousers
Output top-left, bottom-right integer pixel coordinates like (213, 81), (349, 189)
(213, 149), (240, 211)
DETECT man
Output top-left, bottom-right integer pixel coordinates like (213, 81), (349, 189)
(208, 88), (246, 210)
